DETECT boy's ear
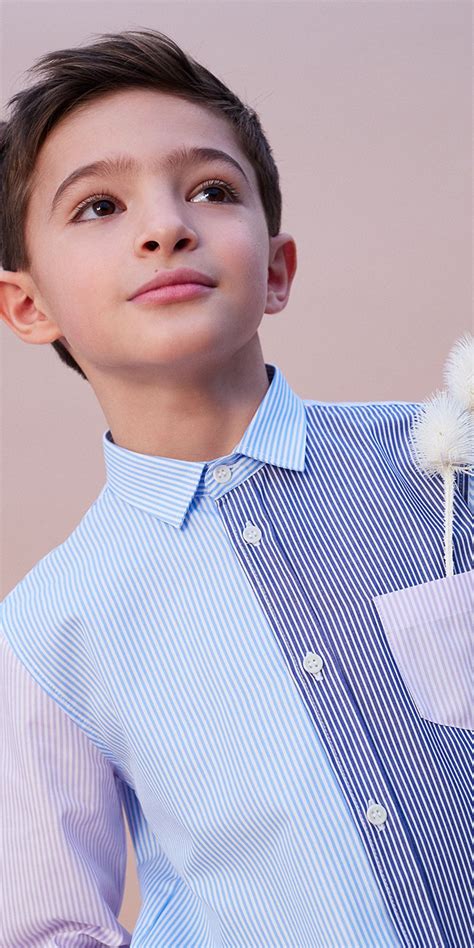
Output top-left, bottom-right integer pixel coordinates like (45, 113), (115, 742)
(265, 233), (297, 315)
(0, 269), (63, 345)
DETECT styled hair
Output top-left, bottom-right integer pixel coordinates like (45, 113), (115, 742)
(0, 28), (282, 381)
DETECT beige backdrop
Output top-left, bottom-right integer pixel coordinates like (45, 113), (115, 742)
(1, 0), (471, 932)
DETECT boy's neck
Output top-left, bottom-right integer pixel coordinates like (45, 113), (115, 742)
(101, 343), (271, 462)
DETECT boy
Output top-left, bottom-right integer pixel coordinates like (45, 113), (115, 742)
(0, 28), (471, 947)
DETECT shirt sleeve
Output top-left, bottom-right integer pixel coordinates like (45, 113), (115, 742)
(0, 631), (133, 947)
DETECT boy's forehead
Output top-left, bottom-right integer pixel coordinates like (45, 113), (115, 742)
(33, 88), (255, 199)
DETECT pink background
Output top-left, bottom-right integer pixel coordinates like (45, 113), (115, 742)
(1, 0), (471, 930)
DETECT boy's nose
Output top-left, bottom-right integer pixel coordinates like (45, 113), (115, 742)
(134, 214), (198, 257)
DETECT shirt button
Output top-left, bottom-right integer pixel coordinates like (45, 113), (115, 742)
(213, 465), (232, 483)
(303, 652), (324, 677)
(242, 522), (262, 545)
(366, 803), (388, 827)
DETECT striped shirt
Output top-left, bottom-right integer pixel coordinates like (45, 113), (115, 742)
(1, 362), (472, 947)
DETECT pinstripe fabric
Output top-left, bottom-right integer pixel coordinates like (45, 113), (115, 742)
(1, 362), (472, 947)
(1, 634), (130, 947)
(373, 570), (473, 730)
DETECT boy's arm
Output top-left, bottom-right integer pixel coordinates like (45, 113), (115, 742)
(0, 631), (132, 947)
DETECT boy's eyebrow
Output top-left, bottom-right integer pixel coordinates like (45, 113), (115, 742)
(49, 146), (250, 218)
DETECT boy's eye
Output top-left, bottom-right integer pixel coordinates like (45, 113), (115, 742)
(71, 179), (240, 221)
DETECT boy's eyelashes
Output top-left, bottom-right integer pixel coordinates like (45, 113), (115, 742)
(69, 177), (241, 222)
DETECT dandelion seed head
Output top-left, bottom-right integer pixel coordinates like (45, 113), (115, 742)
(408, 390), (474, 475)
(442, 332), (474, 412)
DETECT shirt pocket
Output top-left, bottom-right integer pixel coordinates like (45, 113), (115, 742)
(372, 569), (473, 731)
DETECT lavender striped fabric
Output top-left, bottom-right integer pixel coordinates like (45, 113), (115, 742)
(1, 633), (130, 946)
(1, 361), (472, 947)
(373, 570), (473, 730)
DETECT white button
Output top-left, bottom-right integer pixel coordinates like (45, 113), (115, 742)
(303, 652), (324, 677)
(242, 522), (262, 545)
(213, 465), (232, 483)
(366, 803), (388, 827)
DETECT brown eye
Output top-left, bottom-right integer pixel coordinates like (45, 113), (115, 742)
(72, 193), (121, 221)
(191, 180), (240, 203)
(88, 198), (116, 216)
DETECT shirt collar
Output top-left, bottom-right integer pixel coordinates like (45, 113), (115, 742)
(102, 362), (307, 528)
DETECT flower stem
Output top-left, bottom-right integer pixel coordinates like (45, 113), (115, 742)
(443, 467), (455, 577)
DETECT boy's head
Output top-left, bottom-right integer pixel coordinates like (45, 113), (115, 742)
(0, 29), (296, 396)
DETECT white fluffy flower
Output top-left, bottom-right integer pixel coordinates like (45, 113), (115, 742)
(408, 389), (473, 476)
(408, 337), (473, 578)
(442, 332), (474, 412)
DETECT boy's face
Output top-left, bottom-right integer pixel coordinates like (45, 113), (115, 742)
(4, 88), (295, 390)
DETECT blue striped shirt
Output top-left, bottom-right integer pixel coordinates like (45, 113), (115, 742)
(1, 362), (472, 947)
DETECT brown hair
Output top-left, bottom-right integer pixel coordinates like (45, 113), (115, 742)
(0, 28), (282, 381)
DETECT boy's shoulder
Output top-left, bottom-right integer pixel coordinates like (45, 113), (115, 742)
(302, 396), (471, 515)
(303, 396), (422, 455)
(303, 396), (421, 418)
(1, 486), (108, 630)
(0, 488), (114, 733)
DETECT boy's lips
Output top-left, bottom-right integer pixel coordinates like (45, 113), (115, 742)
(128, 267), (216, 300)
(131, 283), (214, 305)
